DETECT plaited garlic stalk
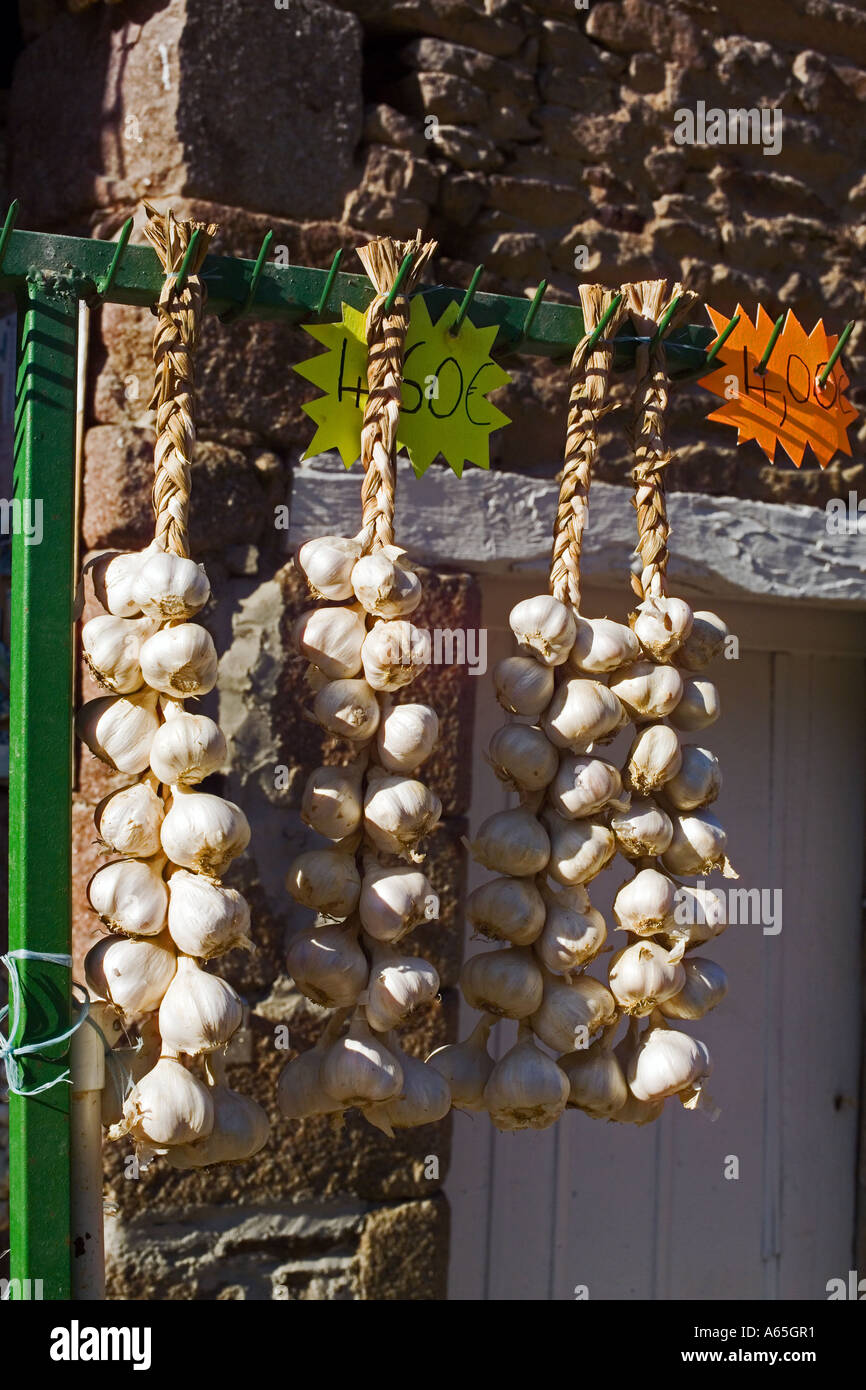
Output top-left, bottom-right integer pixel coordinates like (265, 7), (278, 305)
(278, 233), (450, 1134)
(80, 204), (268, 1168)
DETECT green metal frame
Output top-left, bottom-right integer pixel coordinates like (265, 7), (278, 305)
(0, 221), (716, 1301)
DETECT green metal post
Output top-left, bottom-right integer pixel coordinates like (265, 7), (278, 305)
(7, 279), (78, 1300)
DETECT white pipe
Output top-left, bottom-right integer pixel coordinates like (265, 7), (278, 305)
(70, 1000), (107, 1300)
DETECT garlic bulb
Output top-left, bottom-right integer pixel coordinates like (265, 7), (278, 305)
(627, 1022), (712, 1103)
(313, 678), (380, 741)
(293, 607), (366, 681)
(675, 610), (728, 672)
(149, 709), (227, 787)
(625, 723), (682, 794)
(85, 931), (177, 1015)
(663, 745), (721, 810)
(427, 1015), (495, 1111)
(460, 946), (544, 1019)
(132, 551), (210, 621)
(493, 656), (555, 717)
(531, 972), (617, 1051)
(669, 678), (720, 731)
(277, 1040), (344, 1120)
(88, 855), (168, 937)
(609, 940), (685, 1016)
(487, 723), (558, 792)
(535, 882), (607, 975)
(297, 535), (362, 601)
(543, 810), (615, 886)
(363, 772), (441, 862)
(351, 545), (422, 618)
(76, 688), (160, 775)
(160, 787), (250, 878)
(167, 869), (252, 959)
(467, 807), (550, 877)
(543, 678), (624, 752)
(609, 1092), (665, 1126)
(662, 883), (728, 950)
(320, 1014), (403, 1107)
(286, 918), (368, 1008)
(361, 620), (429, 691)
(364, 1044), (452, 1136)
(91, 545), (156, 618)
(610, 796), (673, 859)
(569, 615), (640, 674)
(166, 1075), (270, 1167)
(613, 868), (677, 938)
(364, 945), (440, 1031)
(609, 661), (683, 721)
(632, 594), (693, 662)
(659, 956), (728, 1020)
(359, 865), (438, 942)
(509, 594), (577, 667)
(95, 779), (164, 858)
(661, 809), (734, 878)
(158, 955), (243, 1055)
(549, 753), (625, 819)
(82, 613), (158, 694)
(376, 703), (438, 773)
(109, 1054), (214, 1158)
(139, 623), (219, 698)
(301, 762), (364, 840)
(560, 1032), (628, 1118)
(287, 849), (360, 919)
(466, 875), (546, 947)
(483, 1031), (569, 1132)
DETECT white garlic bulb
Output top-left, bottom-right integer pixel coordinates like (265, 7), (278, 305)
(632, 595), (693, 662)
(486, 723), (558, 792)
(466, 807), (549, 876)
(625, 723), (682, 794)
(426, 1015), (495, 1112)
(675, 610), (728, 672)
(277, 1039), (344, 1120)
(132, 551), (210, 621)
(376, 703), (438, 773)
(320, 1014), (403, 1107)
(668, 678), (720, 731)
(287, 849), (360, 919)
(543, 810), (615, 886)
(149, 709), (227, 786)
(166, 1073), (270, 1168)
(301, 762), (364, 840)
(531, 972), (617, 1052)
(91, 544), (157, 618)
(158, 955), (243, 1055)
(663, 745), (721, 810)
(483, 1031), (569, 1132)
(363, 771), (441, 862)
(95, 779), (164, 858)
(535, 882), (607, 975)
(76, 688), (160, 775)
(661, 882), (728, 950)
(109, 1054), (214, 1158)
(659, 956), (728, 1020)
(361, 620), (429, 691)
(609, 1092), (665, 1126)
(543, 678), (624, 752)
(293, 607), (366, 681)
(610, 796), (673, 859)
(167, 869), (252, 959)
(364, 944), (440, 1032)
(359, 865), (438, 942)
(661, 809), (734, 878)
(286, 918), (368, 1008)
(297, 535), (362, 601)
(569, 615), (640, 674)
(493, 656), (555, 717)
(364, 1044), (452, 1136)
(559, 1033), (628, 1118)
(466, 875), (546, 947)
(627, 1022), (712, 1104)
(548, 753), (625, 819)
(139, 623), (219, 698)
(608, 940), (685, 1016)
(609, 661), (683, 721)
(85, 931), (177, 1015)
(87, 855), (168, 937)
(613, 868), (677, 938)
(160, 787), (250, 878)
(351, 545), (422, 618)
(82, 613), (158, 694)
(313, 678), (380, 741)
(460, 946), (544, 1019)
(509, 594), (577, 667)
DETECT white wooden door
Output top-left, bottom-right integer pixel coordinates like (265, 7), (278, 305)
(446, 578), (866, 1301)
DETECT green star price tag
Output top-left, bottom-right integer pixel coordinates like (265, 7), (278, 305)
(294, 297), (511, 476)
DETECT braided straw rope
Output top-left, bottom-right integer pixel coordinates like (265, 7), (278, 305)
(549, 285), (628, 610)
(624, 280), (700, 601)
(355, 232), (437, 554)
(143, 203), (218, 557)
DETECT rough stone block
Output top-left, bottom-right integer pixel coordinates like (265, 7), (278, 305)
(358, 1196), (450, 1299)
(394, 71), (489, 125)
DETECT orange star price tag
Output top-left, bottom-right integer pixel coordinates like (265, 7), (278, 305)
(698, 305), (857, 468)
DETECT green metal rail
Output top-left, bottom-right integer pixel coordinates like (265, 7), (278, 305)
(0, 219), (716, 1301)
